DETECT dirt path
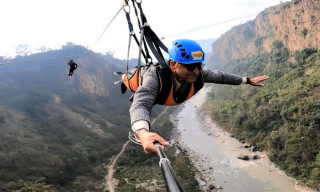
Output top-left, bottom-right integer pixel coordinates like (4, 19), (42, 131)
(105, 107), (168, 192)
(105, 140), (130, 192)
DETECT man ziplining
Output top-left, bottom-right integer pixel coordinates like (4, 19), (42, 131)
(129, 39), (269, 155)
(67, 59), (78, 76)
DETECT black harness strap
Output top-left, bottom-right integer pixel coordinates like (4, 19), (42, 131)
(131, 0), (142, 29)
(131, 0), (152, 64)
(155, 67), (172, 105)
(194, 73), (204, 93)
(132, 1), (169, 69)
(173, 82), (192, 104)
(155, 69), (205, 105)
(137, 26), (145, 68)
(134, 1), (169, 69)
(136, 1), (147, 26)
(132, 34), (146, 59)
(144, 29), (167, 69)
(123, 2), (148, 63)
(145, 26), (168, 53)
(123, 0), (170, 69)
(144, 26), (169, 69)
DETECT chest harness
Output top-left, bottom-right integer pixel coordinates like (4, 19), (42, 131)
(114, 0), (204, 105)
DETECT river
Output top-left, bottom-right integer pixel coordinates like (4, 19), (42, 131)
(171, 86), (299, 192)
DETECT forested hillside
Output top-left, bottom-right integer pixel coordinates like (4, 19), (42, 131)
(0, 44), (132, 191)
(205, 0), (320, 190)
(0, 44), (200, 192)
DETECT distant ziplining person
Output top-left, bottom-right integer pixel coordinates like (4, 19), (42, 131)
(67, 59), (78, 76)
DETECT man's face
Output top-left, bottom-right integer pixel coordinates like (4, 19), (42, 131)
(170, 61), (202, 83)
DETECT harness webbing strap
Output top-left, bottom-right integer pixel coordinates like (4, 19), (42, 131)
(155, 68), (172, 104)
(125, 11), (134, 32)
(131, 0), (151, 63)
(155, 69), (204, 106)
(136, 2), (147, 25)
(132, 34), (147, 59)
(145, 26), (168, 53)
(135, 1), (154, 64)
(144, 26), (168, 69)
(141, 31), (151, 64)
(131, 0), (142, 29)
(133, 1), (169, 68)
(137, 27), (144, 68)
(126, 33), (132, 73)
(124, 6), (148, 63)
(125, 0), (169, 69)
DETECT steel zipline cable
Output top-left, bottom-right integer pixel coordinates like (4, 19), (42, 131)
(95, 5), (124, 46)
(161, 13), (258, 40)
(0, 4), (125, 66)
(0, 52), (85, 66)
(0, 5), (260, 66)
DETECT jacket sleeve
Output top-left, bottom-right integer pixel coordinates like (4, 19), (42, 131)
(202, 68), (245, 85)
(129, 66), (160, 132)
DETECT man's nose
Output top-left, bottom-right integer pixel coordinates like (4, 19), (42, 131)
(192, 66), (200, 75)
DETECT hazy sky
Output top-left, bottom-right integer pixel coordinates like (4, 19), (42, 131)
(0, 0), (289, 59)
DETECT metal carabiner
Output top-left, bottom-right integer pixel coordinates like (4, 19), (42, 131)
(122, 3), (130, 13)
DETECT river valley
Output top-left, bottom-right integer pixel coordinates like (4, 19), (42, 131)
(171, 86), (302, 192)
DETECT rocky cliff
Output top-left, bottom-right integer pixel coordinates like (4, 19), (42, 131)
(67, 54), (112, 97)
(211, 0), (320, 62)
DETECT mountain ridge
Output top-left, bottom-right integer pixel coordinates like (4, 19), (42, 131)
(211, 0), (320, 62)
(0, 44), (133, 191)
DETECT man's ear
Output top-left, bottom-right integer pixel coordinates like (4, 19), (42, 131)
(169, 60), (176, 70)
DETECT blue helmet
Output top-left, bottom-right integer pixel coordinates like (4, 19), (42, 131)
(169, 39), (205, 64)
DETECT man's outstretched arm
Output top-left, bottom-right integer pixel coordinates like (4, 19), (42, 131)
(129, 66), (169, 154)
(202, 68), (269, 86)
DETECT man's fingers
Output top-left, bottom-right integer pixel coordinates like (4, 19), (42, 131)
(145, 148), (156, 155)
(143, 143), (157, 155)
(252, 76), (269, 82)
(258, 75), (269, 79)
(139, 131), (169, 155)
(259, 76), (269, 82)
(150, 133), (170, 146)
(250, 75), (269, 87)
(155, 136), (170, 146)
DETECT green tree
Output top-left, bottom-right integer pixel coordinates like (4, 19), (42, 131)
(9, 178), (58, 192)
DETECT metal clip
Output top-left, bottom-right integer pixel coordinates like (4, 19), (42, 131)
(122, 3), (130, 13)
(114, 80), (123, 85)
(114, 71), (124, 76)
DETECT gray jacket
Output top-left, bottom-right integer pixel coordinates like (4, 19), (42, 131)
(130, 65), (245, 133)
